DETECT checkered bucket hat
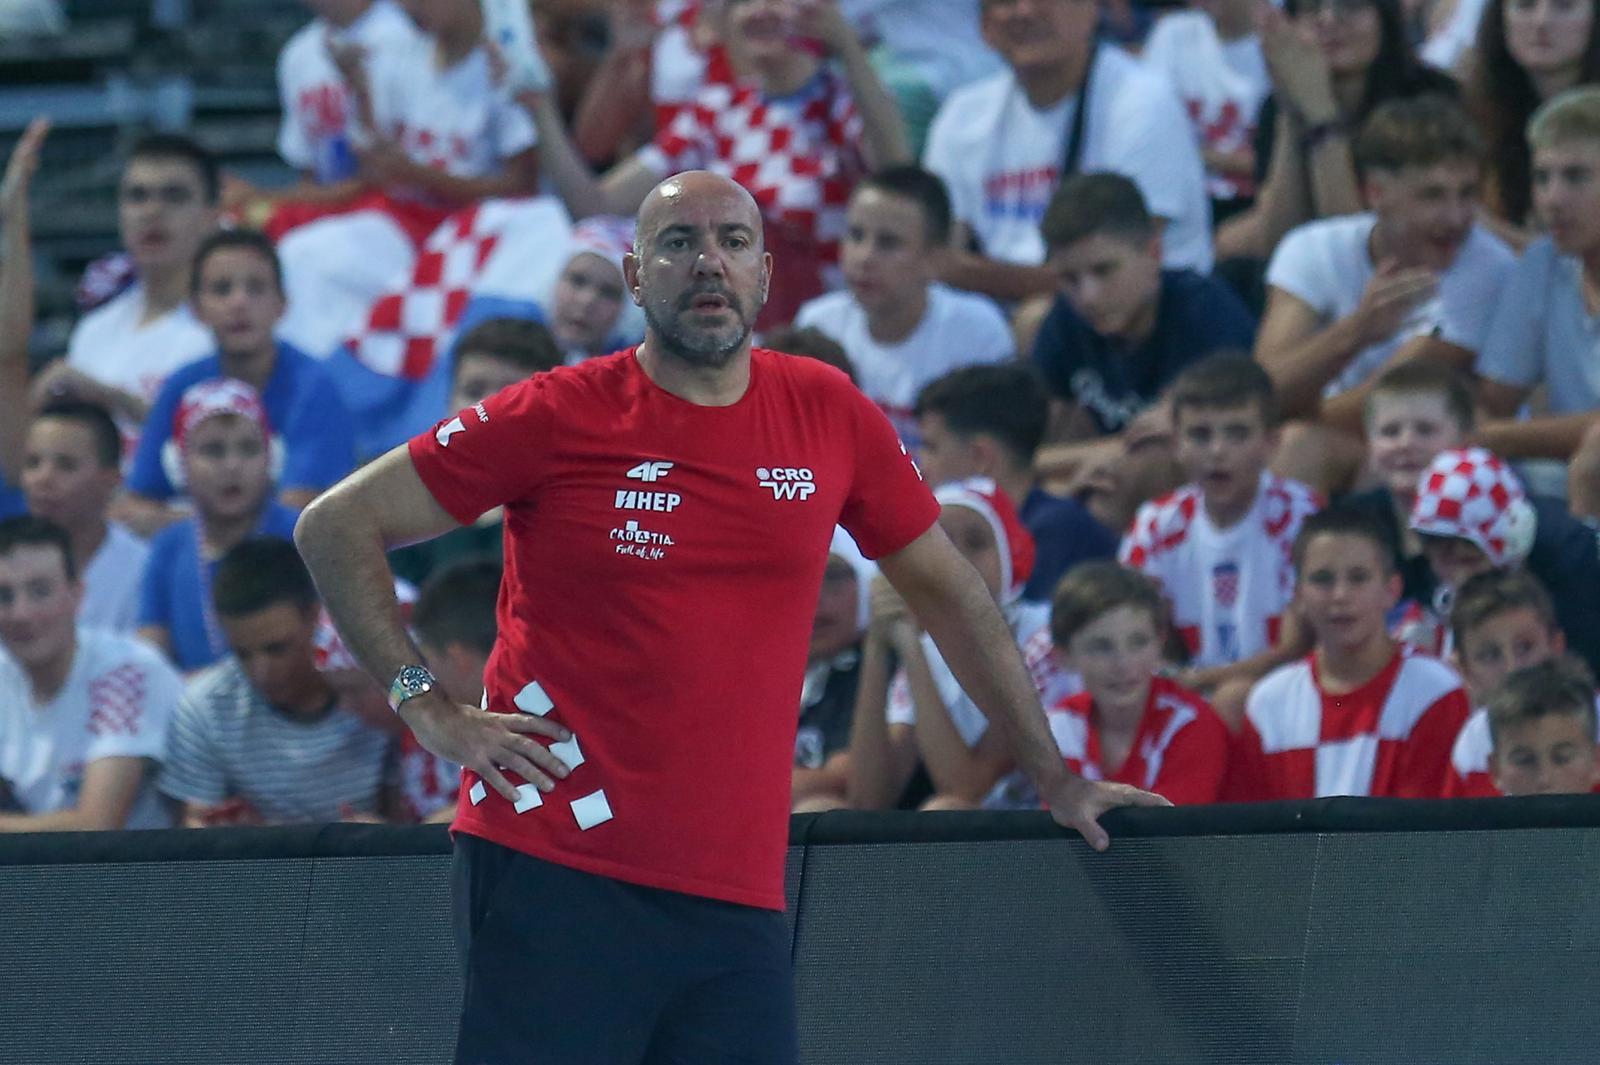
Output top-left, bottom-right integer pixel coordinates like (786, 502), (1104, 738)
(1408, 447), (1537, 567)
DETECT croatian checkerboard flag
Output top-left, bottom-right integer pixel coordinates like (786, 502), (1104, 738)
(346, 197), (572, 379)
(322, 196), (571, 459)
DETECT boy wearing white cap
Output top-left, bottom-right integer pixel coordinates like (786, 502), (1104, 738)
(136, 378), (299, 673)
(847, 478), (1056, 810)
(1402, 446), (1600, 679)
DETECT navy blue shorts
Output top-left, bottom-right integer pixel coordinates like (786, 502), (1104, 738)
(451, 834), (799, 1065)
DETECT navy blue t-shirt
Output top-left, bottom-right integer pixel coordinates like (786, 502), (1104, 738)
(1031, 269), (1258, 434)
(1020, 485), (1119, 602)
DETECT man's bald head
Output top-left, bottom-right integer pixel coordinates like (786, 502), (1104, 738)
(634, 171), (765, 258)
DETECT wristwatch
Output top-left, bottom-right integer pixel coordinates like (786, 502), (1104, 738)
(387, 665), (438, 712)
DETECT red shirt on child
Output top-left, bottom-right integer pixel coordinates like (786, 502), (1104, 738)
(1226, 649), (1470, 800)
(1046, 676), (1228, 805)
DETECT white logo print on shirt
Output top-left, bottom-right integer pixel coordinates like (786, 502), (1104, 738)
(626, 461), (674, 482)
(757, 466), (815, 501)
(436, 416), (465, 447)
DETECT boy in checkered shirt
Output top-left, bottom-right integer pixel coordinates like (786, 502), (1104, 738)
(1225, 506), (1471, 800)
(1045, 561), (1228, 805)
(1119, 355), (1319, 728)
(1442, 570), (1586, 797)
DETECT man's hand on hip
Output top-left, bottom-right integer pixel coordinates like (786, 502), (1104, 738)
(1041, 774), (1172, 852)
(401, 692), (574, 801)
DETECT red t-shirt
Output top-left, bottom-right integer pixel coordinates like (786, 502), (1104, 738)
(1045, 676), (1228, 806)
(1225, 649), (1470, 801)
(408, 348), (939, 908)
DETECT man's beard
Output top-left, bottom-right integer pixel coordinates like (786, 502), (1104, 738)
(643, 287), (752, 368)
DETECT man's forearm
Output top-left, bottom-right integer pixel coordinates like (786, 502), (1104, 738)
(1476, 411), (1600, 460)
(295, 493), (427, 691)
(0, 808), (112, 832)
(834, 36), (911, 170)
(905, 570), (1064, 792)
(1258, 315), (1367, 418)
(938, 251), (1055, 303)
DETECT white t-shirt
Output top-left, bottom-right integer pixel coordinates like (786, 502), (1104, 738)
(1265, 213), (1514, 397)
(1120, 472), (1321, 669)
(1141, 12), (1268, 200)
(79, 523), (149, 634)
(0, 627), (181, 828)
(66, 285), (214, 409)
(276, 0), (420, 177)
(922, 46), (1213, 273)
(839, 0), (1003, 99)
(794, 283), (1014, 441)
(366, 35), (538, 185)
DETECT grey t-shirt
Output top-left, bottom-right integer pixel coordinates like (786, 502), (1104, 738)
(1476, 236), (1600, 412)
(158, 659), (392, 823)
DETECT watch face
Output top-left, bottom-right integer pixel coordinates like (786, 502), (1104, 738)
(391, 666), (436, 709)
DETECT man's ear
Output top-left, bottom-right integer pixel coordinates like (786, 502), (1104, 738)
(758, 251), (773, 306)
(623, 251), (643, 307)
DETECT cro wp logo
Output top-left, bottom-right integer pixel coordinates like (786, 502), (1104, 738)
(758, 466), (815, 501)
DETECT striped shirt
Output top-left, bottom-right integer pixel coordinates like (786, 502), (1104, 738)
(157, 659), (392, 823)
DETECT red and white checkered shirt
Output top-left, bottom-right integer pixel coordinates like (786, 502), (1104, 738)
(636, 60), (866, 326)
(1226, 648), (1470, 800)
(1047, 676), (1228, 805)
(1120, 472), (1321, 669)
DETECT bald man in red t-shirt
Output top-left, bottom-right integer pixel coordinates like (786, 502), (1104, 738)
(296, 170), (1167, 1065)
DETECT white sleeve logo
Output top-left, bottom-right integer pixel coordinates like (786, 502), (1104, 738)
(436, 416), (466, 447)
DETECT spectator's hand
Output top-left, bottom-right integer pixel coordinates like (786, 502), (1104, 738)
(866, 573), (919, 652)
(338, 805), (386, 824)
(197, 797), (266, 827)
(1041, 773), (1171, 852)
(1257, 3), (1338, 124)
(1353, 259), (1438, 347)
(356, 139), (421, 187)
(1123, 403), (1174, 454)
(28, 360), (101, 409)
(0, 116), (47, 224)
(792, 0), (857, 55)
(399, 690), (573, 803)
(608, 0), (662, 52)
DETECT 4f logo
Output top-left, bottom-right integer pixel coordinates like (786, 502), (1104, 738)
(626, 461), (673, 483)
(758, 466), (815, 501)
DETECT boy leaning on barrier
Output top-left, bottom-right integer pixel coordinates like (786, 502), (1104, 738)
(1225, 506), (1470, 800)
(1441, 570), (1579, 797)
(1484, 657), (1600, 797)
(1043, 561), (1228, 806)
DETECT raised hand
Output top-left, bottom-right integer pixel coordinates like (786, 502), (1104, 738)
(1354, 259), (1439, 346)
(1, 117), (48, 224)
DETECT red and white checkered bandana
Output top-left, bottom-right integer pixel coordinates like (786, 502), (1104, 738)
(174, 378), (271, 452)
(1409, 447), (1537, 566)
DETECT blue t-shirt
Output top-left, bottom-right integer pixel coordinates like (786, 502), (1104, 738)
(1019, 486), (1119, 603)
(137, 502), (301, 672)
(1032, 269), (1257, 435)
(128, 341), (357, 500)
(0, 472), (24, 520)
(324, 295), (551, 462)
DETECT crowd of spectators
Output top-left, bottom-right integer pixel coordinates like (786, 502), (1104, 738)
(4, 0), (1600, 832)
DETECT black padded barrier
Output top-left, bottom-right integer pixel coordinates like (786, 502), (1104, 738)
(4, 798), (1600, 1064)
